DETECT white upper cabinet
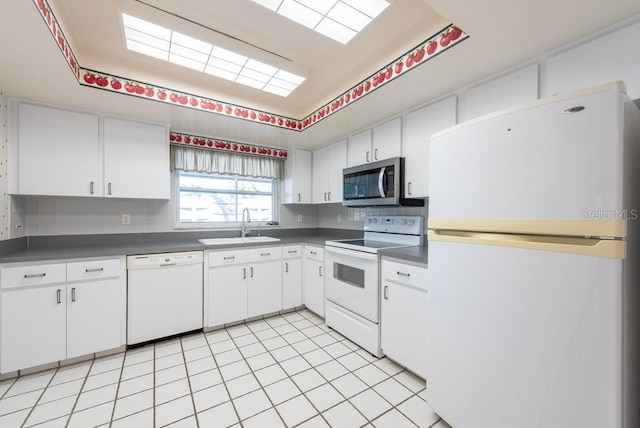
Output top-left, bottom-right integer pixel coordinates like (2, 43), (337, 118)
(457, 65), (539, 123)
(10, 101), (170, 199)
(347, 129), (372, 166)
(282, 149), (312, 204)
(347, 119), (402, 167)
(403, 96), (457, 198)
(103, 117), (169, 199)
(313, 139), (346, 203)
(372, 118), (402, 162)
(12, 102), (100, 197)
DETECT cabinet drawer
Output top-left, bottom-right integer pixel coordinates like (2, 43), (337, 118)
(247, 247), (282, 263)
(208, 249), (247, 267)
(282, 245), (302, 259)
(1, 263), (66, 289)
(304, 245), (324, 261)
(382, 260), (427, 291)
(67, 259), (121, 282)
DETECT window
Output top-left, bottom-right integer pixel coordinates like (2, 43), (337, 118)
(177, 171), (277, 224)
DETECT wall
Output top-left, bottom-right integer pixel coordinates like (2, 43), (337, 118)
(0, 90), (9, 240)
(5, 16), (640, 239)
(16, 190), (319, 236)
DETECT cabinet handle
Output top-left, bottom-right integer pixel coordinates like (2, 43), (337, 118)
(366, 151), (370, 163)
(297, 193), (301, 202)
(288, 250), (298, 254)
(374, 148), (378, 160)
(384, 285), (389, 299)
(260, 252), (271, 256)
(71, 287), (77, 302)
(24, 273), (46, 279)
(108, 182), (112, 195)
(396, 271), (410, 277)
(250, 267), (254, 278)
(224, 256), (235, 260)
(90, 181), (95, 195)
(56, 289), (62, 304)
(243, 267), (246, 279)
(285, 262), (289, 273)
(327, 192), (331, 201)
(324, 192), (328, 201)
(85, 267), (104, 273)
(408, 182), (412, 196)
(319, 266), (323, 277)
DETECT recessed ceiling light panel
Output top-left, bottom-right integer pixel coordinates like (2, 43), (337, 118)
(250, 0), (389, 44)
(121, 13), (305, 96)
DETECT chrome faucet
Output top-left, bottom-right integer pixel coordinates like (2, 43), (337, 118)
(241, 207), (251, 237)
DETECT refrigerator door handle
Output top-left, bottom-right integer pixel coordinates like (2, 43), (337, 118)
(428, 229), (625, 259)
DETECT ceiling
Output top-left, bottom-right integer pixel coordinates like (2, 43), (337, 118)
(1, 0), (639, 149)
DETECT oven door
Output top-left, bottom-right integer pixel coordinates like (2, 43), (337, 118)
(325, 246), (380, 323)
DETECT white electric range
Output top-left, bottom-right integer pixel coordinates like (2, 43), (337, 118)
(324, 216), (424, 356)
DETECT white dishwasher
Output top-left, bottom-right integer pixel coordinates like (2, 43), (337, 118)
(127, 251), (203, 345)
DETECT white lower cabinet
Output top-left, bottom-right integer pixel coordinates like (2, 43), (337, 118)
(206, 246), (282, 327)
(0, 258), (125, 374)
(247, 247), (282, 318)
(380, 258), (428, 379)
(302, 245), (325, 317)
(282, 245), (302, 310)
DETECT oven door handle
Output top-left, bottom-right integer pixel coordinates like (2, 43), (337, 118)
(325, 245), (379, 261)
(378, 166), (386, 197)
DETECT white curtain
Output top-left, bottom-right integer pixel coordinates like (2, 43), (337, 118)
(171, 145), (284, 179)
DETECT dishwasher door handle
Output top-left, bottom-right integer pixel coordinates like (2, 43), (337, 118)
(160, 262), (177, 267)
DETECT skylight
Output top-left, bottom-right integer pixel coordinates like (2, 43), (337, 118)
(122, 14), (305, 97)
(250, 0), (389, 44)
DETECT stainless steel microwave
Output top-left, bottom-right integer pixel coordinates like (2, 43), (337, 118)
(342, 157), (424, 207)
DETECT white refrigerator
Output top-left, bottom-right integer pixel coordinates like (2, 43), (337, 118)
(425, 82), (640, 428)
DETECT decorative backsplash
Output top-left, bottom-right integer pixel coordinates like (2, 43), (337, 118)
(32, 0), (468, 132)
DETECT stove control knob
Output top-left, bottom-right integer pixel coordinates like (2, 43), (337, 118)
(400, 219), (407, 225)
(408, 220), (415, 226)
(372, 218), (378, 223)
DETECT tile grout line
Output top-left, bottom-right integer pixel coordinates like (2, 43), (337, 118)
(105, 351), (127, 428)
(179, 334), (201, 428)
(19, 366), (61, 428)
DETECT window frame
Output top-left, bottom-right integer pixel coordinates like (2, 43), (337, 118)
(173, 170), (280, 229)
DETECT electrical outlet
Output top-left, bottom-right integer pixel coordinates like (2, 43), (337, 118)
(337, 214), (342, 223)
(297, 214), (303, 223)
(121, 214), (131, 225)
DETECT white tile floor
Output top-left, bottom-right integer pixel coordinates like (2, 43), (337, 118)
(0, 309), (451, 428)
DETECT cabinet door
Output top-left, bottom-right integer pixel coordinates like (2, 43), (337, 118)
(248, 261), (282, 318)
(403, 96), (456, 198)
(1, 286), (66, 373)
(15, 103), (100, 197)
(312, 146), (329, 203)
(207, 265), (247, 327)
(327, 140), (347, 203)
(282, 149), (312, 204)
(282, 258), (302, 310)
(372, 118), (401, 162)
(67, 278), (123, 359)
(103, 117), (169, 199)
(347, 129), (372, 166)
(380, 281), (427, 379)
(303, 259), (324, 317)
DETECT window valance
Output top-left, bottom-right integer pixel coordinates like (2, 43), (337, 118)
(170, 145), (284, 179)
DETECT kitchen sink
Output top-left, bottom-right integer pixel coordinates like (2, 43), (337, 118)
(198, 236), (281, 245)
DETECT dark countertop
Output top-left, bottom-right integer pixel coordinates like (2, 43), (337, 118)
(0, 229), (427, 265)
(0, 229), (353, 264)
(379, 245), (428, 266)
